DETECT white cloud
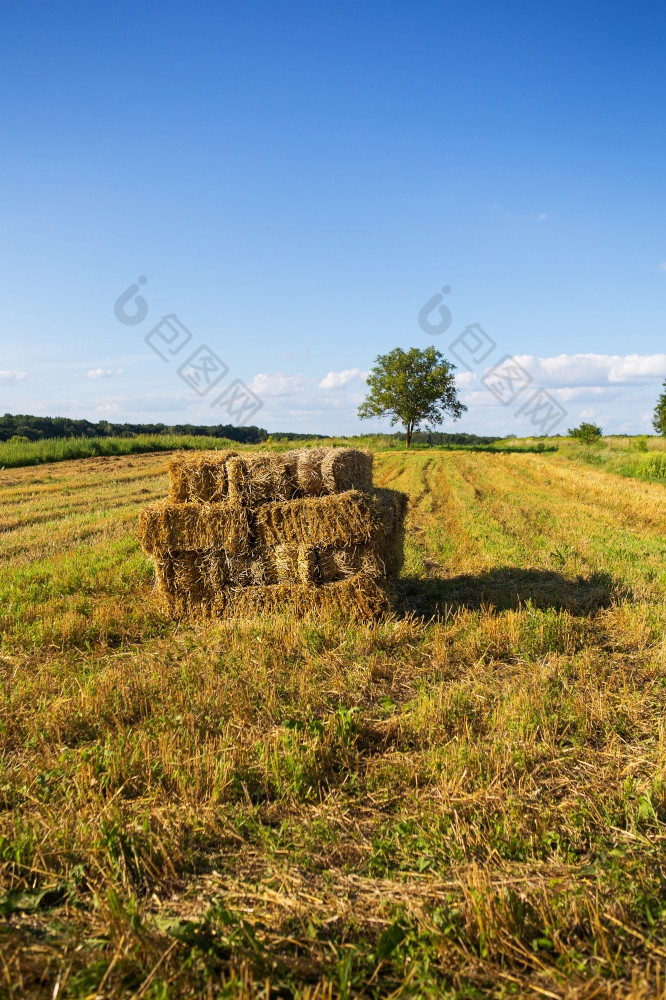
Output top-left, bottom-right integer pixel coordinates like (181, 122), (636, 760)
(0, 370), (28, 384)
(536, 212), (549, 221)
(658, 262), (666, 272)
(607, 355), (666, 381)
(510, 353), (666, 388)
(319, 368), (366, 389)
(460, 388), (508, 410)
(448, 354), (666, 436)
(86, 367), (123, 379)
(229, 369), (372, 433)
(551, 386), (621, 402)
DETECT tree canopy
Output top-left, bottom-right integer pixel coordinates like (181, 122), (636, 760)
(653, 380), (666, 435)
(567, 422), (602, 444)
(357, 346), (467, 447)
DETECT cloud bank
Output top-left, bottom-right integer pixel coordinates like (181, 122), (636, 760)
(86, 368), (124, 379)
(15, 352), (664, 436)
(0, 370), (28, 384)
(509, 353), (666, 388)
(319, 368), (367, 389)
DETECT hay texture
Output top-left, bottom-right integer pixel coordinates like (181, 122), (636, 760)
(139, 499), (250, 555)
(142, 448), (407, 621)
(226, 454), (297, 506)
(294, 447), (327, 496)
(221, 572), (389, 620)
(254, 488), (406, 550)
(316, 543), (381, 583)
(154, 568), (389, 620)
(321, 448), (373, 494)
(168, 450), (238, 502)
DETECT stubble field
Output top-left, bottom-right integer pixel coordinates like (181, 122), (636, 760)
(2, 448), (666, 999)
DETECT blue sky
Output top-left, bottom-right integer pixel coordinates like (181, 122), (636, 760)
(1, 0), (664, 435)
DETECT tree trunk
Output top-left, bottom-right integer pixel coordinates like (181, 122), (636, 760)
(405, 425), (412, 448)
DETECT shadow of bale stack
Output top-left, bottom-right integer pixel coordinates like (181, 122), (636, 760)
(139, 448), (407, 619)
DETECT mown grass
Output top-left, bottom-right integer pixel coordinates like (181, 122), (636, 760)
(1, 450), (666, 997)
(0, 432), (562, 472)
(559, 434), (666, 484)
(0, 434), (244, 469)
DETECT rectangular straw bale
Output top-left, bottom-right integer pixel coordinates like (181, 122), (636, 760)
(227, 454), (297, 506)
(139, 499), (250, 555)
(153, 548), (267, 605)
(168, 450), (238, 502)
(254, 489), (376, 548)
(145, 560), (194, 616)
(321, 448), (373, 494)
(371, 488), (408, 577)
(254, 487), (407, 552)
(314, 489), (407, 580)
(159, 572), (390, 620)
(155, 564), (390, 620)
(225, 574), (389, 619)
(294, 447), (328, 496)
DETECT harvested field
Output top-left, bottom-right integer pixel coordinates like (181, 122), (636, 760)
(2, 448), (666, 998)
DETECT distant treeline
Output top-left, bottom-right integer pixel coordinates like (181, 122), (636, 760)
(0, 413), (269, 444)
(269, 432), (331, 441)
(396, 430), (500, 446)
(0, 414), (506, 448)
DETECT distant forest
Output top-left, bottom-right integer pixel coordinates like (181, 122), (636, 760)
(398, 430), (500, 445)
(0, 413), (270, 444)
(0, 414), (503, 447)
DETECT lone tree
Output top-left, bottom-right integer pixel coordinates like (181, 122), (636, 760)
(567, 421), (602, 444)
(653, 380), (666, 435)
(358, 346), (466, 447)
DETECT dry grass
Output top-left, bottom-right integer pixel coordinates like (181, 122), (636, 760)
(1, 448), (666, 997)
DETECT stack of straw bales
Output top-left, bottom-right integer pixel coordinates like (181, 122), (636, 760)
(139, 448), (407, 619)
